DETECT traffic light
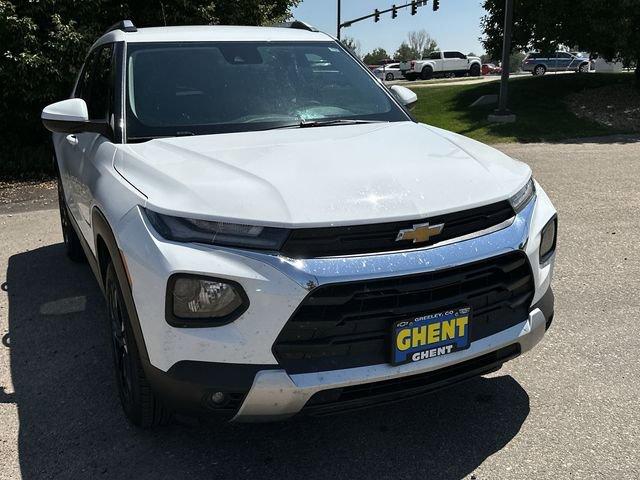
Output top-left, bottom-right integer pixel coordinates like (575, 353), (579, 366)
(374, 8), (380, 22)
(433, 0), (440, 11)
(392, 5), (398, 19)
(411, 1), (417, 15)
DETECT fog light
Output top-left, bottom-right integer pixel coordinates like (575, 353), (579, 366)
(539, 216), (557, 263)
(167, 274), (248, 327)
(210, 391), (226, 404)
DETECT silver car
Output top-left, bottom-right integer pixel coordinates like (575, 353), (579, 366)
(373, 63), (404, 81)
(523, 51), (591, 75)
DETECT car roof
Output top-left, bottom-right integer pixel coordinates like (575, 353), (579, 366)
(92, 25), (333, 49)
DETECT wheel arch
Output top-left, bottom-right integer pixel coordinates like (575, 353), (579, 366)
(92, 206), (151, 362)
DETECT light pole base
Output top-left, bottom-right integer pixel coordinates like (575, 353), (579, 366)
(488, 112), (516, 123)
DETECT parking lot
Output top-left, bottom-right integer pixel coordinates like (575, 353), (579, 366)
(1, 137), (639, 479)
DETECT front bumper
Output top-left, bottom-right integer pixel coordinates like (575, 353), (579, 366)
(116, 182), (556, 421)
(236, 302), (550, 421)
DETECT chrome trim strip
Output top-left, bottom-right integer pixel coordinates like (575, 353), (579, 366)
(224, 196), (536, 289)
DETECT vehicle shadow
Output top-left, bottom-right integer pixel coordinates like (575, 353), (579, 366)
(7, 244), (530, 480)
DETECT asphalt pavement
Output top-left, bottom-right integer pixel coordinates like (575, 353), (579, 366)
(1, 137), (639, 479)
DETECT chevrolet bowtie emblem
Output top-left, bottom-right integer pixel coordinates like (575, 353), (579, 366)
(396, 222), (445, 243)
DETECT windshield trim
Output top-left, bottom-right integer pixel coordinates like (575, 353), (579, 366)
(123, 40), (412, 143)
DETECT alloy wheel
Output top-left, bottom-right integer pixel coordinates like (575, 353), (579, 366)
(108, 277), (134, 407)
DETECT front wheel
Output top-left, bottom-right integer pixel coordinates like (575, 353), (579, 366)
(578, 63), (590, 73)
(469, 64), (481, 77)
(385, 72), (394, 81)
(106, 263), (170, 428)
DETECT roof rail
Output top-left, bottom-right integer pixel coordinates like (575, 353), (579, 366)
(276, 20), (318, 32)
(105, 20), (137, 34)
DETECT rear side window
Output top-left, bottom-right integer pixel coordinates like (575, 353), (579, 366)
(444, 52), (466, 59)
(428, 51), (441, 60)
(75, 44), (115, 121)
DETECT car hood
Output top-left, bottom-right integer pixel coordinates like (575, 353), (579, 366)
(115, 121), (531, 227)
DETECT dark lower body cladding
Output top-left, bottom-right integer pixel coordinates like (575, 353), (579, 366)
(144, 286), (554, 420)
(142, 361), (276, 420)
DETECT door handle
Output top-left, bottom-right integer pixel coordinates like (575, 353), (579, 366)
(66, 134), (79, 146)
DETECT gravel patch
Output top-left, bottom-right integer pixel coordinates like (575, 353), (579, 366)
(0, 180), (57, 214)
(567, 83), (640, 132)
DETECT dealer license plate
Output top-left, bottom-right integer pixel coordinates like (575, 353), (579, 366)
(391, 307), (471, 366)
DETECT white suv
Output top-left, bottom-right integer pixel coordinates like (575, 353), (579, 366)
(42, 21), (557, 427)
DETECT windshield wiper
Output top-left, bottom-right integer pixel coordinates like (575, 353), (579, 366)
(261, 119), (386, 131)
(299, 119), (386, 128)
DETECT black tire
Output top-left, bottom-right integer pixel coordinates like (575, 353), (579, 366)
(578, 62), (590, 73)
(385, 72), (394, 81)
(533, 64), (547, 76)
(469, 64), (481, 77)
(56, 168), (86, 263)
(420, 66), (433, 80)
(106, 263), (170, 428)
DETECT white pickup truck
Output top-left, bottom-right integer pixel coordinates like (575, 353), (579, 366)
(400, 51), (482, 80)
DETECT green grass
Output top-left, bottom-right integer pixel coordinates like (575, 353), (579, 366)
(410, 73), (635, 144)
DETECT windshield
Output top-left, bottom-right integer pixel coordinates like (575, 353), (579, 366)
(125, 41), (408, 141)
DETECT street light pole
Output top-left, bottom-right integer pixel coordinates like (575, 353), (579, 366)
(489, 0), (516, 122)
(337, 0), (341, 40)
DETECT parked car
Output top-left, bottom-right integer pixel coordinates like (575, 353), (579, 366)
(522, 51), (591, 75)
(399, 51), (482, 80)
(372, 63), (404, 81)
(482, 63), (502, 75)
(41, 20), (557, 427)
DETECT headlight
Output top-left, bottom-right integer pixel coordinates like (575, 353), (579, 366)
(167, 274), (249, 327)
(509, 178), (536, 213)
(144, 208), (290, 250)
(539, 215), (557, 263)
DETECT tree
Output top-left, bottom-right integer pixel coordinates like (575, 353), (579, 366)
(394, 42), (418, 61)
(0, 0), (301, 178)
(509, 52), (526, 73)
(407, 29), (438, 59)
(481, 0), (640, 84)
(421, 39), (439, 58)
(341, 37), (361, 58)
(395, 30), (438, 61)
(363, 48), (390, 65)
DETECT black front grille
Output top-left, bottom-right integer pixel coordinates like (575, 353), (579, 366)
(273, 251), (534, 374)
(280, 201), (514, 258)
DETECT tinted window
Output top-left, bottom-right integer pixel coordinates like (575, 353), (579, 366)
(76, 44), (114, 121)
(443, 51), (466, 59)
(125, 42), (407, 140)
(75, 51), (99, 100)
(557, 52), (573, 59)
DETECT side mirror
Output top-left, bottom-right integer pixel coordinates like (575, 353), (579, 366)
(390, 85), (418, 110)
(41, 98), (111, 137)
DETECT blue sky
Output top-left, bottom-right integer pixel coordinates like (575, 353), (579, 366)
(291, 0), (487, 57)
